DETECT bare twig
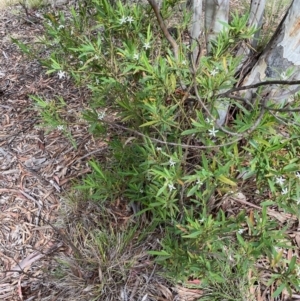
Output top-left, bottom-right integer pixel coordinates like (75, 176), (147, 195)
(263, 104), (300, 112)
(217, 79), (300, 97)
(105, 119), (242, 149)
(193, 83), (243, 137)
(147, 0), (179, 61)
(230, 195), (296, 223)
(75, 147), (108, 162)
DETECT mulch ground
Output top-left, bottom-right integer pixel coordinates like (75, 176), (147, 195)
(0, 4), (109, 300)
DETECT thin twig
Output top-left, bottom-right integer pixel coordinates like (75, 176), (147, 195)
(147, 0), (179, 61)
(193, 83), (243, 137)
(140, 263), (157, 298)
(106, 120), (242, 149)
(75, 147), (108, 162)
(217, 79), (300, 97)
(263, 105), (300, 112)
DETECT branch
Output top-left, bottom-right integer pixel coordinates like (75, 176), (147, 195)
(147, 0), (179, 60)
(217, 79), (300, 97)
(104, 119), (242, 149)
(263, 105), (300, 112)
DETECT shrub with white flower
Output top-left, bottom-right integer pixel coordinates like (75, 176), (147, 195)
(210, 68), (218, 76)
(57, 70), (66, 80)
(143, 42), (151, 50)
(97, 111), (106, 120)
(275, 176), (285, 186)
(208, 127), (218, 137)
(196, 179), (202, 185)
(168, 183), (176, 191)
(119, 16), (127, 24)
(24, 1), (300, 295)
(169, 159), (176, 167)
(237, 229), (244, 235)
(126, 16), (134, 24)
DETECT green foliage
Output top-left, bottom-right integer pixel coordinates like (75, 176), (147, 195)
(30, 95), (77, 148)
(15, 0), (300, 298)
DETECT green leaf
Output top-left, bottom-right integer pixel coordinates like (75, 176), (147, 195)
(139, 120), (159, 127)
(217, 175), (237, 187)
(287, 255), (297, 273)
(11, 38), (31, 54)
(272, 283), (286, 298)
(181, 128), (200, 136)
(182, 230), (202, 238)
(236, 233), (246, 247)
(187, 185), (198, 197)
(148, 250), (170, 256)
(156, 184), (167, 197)
(89, 161), (105, 178)
(283, 163), (298, 172)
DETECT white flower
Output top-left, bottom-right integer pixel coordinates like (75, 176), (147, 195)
(168, 183), (176, 191)
(133, 53), (139, 60)
(196, 179), (202, 185)
(126, 16), (134, 24)
(296, 172), (300, 179)
(57, 24), (65, 30)
(205, 117), (214, 125)
(119, 16), (127, 24)
(296, 266), (300, 277)
(57, 70), (66, 80)
(275, 176), (285, 186)
(57, 125), (64, 131)
(140, 189), (144, 193)
(143, 42), (151, 50)
(237, 229), (244, 234)
(182, 60), (187, 66)
(199, 218), (205, 223)
(281, 188), (288, 195)
(169, 159), (176, 167)
(210, 69), (218, 76)
(156, 147), (162, 151)
(208, 127), (218, 137)
(281, 71), (288, 80)
(97, 111), (105, 120)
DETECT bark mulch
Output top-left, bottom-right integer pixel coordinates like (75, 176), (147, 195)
(0, 4), (109, 300)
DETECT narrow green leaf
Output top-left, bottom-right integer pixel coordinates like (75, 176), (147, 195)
(217, 175), (237, 187)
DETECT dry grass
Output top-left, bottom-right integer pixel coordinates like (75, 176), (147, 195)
(0, 0), (17, 9)
(33, 196), (181, 301)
